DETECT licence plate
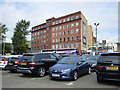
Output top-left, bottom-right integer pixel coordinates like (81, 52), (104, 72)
(106, 67), (118, 70)
(52, 74), (60, 77)
(21, 63), (27, 65)
(9, 63), (13, 65)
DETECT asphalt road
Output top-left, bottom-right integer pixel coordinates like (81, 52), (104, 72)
(1, 70), (120, 88)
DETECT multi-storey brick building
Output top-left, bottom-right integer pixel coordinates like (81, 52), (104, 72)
(31, 11), (93, 53)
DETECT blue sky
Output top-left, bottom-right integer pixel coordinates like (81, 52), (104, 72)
(0, 1), (118, 43)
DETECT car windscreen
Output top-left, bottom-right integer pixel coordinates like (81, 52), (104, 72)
(98, 54), (120, 64)
(57, 57), (77, 64)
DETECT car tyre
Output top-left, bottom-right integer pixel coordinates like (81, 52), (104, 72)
(73, 71), (78, 81)
(87, 67), (91, 74)
(37, 67), (46, 77)
(97, 76), (103, 83)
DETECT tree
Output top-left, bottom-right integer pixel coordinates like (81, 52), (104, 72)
(11, 19), (30, 54)
(0, 23), (8, 55)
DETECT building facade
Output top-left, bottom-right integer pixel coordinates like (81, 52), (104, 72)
(31, 11), (93, 53)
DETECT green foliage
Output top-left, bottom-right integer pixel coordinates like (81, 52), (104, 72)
(5, 43), (11, 53)
(11, 19), (30, 54)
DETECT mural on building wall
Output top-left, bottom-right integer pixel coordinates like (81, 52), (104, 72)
(82, 21), (87, 47)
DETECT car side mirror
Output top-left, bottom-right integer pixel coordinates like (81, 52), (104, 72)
(81, 60), (85, 62)
(77, 62), (82, 66)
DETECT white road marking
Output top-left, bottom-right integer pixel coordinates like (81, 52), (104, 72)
(65, 82), (73, 86)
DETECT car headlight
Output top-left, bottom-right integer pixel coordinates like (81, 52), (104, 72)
(61, 69), (71, 72)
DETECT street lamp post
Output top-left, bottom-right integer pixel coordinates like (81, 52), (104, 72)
(94, 23), (99, 54)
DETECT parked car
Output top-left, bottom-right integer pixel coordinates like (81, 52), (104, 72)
(87, 55), (100, 71)
(96, 52), (120, 83)
(49, 56), (91, 81)
(6, 56), (22, 72)
(17, 53), (60, 77)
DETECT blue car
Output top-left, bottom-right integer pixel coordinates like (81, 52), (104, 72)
(49, 56), (91, 81)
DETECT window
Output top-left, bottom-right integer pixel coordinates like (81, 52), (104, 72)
(60, 20), (62, 23)
(60, 38), (62, 42)
(34, 47), (36, 50)
(67, 18), (70, 21)
(44, 30), (46, 34)
(71, 29), (74, 34)
(53, 33), (55, 37)
(53, 22), (55, 25)
(63, 44), (65, 48)
(47, 27), (49, 30)
(32, 42), (34, 45)
(53, 28), (55, 31)
(63, 31), (65, 35)
(44, 40), (46, 44)
(67, 31), (69, 35)
(38, 27), (40, 29)
(71, 43), (74, 48)
(60, 32), (62, 36)
(35, 37), (36, 40)
(38, 32), (39, 35)
(71, 23), (74, 28)
(37, 41), (39, 45)
(44, 25), (46, 28)
(40, 41), (42, 44)
(76, 43), (79, 47)
(52, 45), (55, 49)
(59, 44), (62, 48)
(67, 24), (70, 29)
(76, 16), (79, 19)
(41, 31), (42, 34)
(37, 37), (39, 40)
(44, 46), (45, 49)
(41, 26), (43, 29)
(72, 37), (74, 41)
(64, 38), (65, 42)
(35, 28), (37, 30)
(35, 33), (36, 36)
(63, 19), (66, 22)
(60, 26), (62, 30)
(56, 45), (58, 49)
(35, 42), (36, 45)
(76, 29), (79, 33)
(71, 16), (74, 20)
(63, 25), (65, 29)
(56, 21), (58, 24)
(32, 38), (34, 41)
(76, 22), (79, 27)
(47, 38), (48, 41)
(56, 27), (58, 31)
(40, 36), (42, 39)
(67, 44), (70, 48)
(67, 37), (69, 41)
(32, 29), (34, 31)
(56, 33), (58, 37)
(53, 39), (54, 43)
(44, 35), (46, 39)
(76, 36), (79, 40)
(47, 32), (49, 36)
(40, 46), (42, 50)
(47, 44), (48, 47)
(32, 34), (34, 37)
(56, 39), (58, 43)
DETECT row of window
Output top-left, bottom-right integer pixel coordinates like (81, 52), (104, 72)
(52, 15), (79, 25)
(52, 36), (79, 43)
(52, 43), (79, 49)
(32, 25), (47, 31)
(32, 35), (49, 41)
(52, 22), (79, 31)
(32, 39), (48, 45)
(52, 29), (79, 37)
(32, 45), (47, 50)
(32, 30), (47, 37)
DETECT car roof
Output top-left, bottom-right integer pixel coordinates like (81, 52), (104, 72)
(101, 52), (120, 55)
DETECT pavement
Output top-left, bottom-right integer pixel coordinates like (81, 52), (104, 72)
(1, 70), (120, 88)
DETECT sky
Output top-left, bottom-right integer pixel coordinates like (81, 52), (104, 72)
(0, 0), (119, 43)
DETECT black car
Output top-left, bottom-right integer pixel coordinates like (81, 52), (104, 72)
(96, 52), (120, 83)
(17, 53), (60, 77)
(6, 56), (22, 72)
(87, 55), (100, 71)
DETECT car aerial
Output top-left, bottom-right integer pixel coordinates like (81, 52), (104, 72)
(17, 53), (60, 77)
(6, 56), (22, 72)
(49, 56), (91, 81)
(87, 55), (100, 71)
(96, 52), (120, 83)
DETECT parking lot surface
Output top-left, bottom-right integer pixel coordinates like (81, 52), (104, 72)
(1, 70), (120, 88)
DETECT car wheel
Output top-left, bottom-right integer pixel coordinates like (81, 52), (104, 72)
(37, 67), (46, 77)
(9, 70), (15, 73)
(73, 71), (78, 81)
(97, 76), (103, 83)
(87, 67), (91, 74)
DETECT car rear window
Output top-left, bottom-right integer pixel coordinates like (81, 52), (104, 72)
(22, 55), (34, 61)
(98, 53), (120, 64)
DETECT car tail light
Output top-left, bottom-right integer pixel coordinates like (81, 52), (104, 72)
(28, 62), (37, 65)
(96, 65), (104, 70)
(15, 60), (19, 65)
(4, 57), (6, 64)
